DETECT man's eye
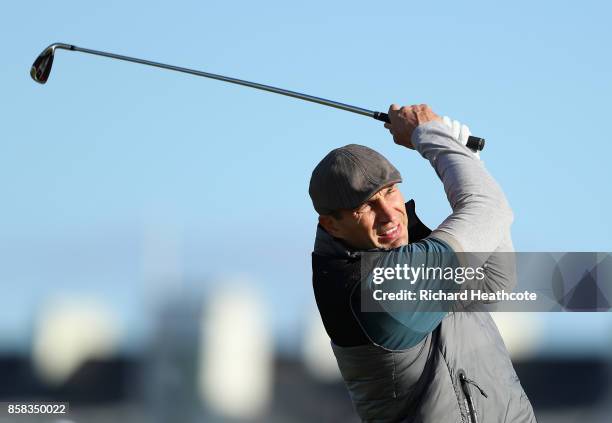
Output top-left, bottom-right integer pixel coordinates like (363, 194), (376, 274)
(386, 187), (395, 195)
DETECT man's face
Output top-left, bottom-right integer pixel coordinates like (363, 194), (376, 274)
(320, 184), (409, 250)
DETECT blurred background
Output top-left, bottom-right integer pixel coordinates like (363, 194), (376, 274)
(1, 1), (611, 422)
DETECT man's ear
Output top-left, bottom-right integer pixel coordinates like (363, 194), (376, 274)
(319, 214), (341, 238)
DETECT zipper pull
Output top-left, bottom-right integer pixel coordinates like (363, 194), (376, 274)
(464, 376), (488, 398)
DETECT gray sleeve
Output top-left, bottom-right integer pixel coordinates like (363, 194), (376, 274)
(410, 120), (515, 295)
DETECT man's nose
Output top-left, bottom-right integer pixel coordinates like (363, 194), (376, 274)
(375, 199), (395, 222)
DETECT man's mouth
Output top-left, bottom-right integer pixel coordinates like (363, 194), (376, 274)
(377, 224), (400, 243)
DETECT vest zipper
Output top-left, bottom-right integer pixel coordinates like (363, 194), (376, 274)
(457, 369), (488, 423)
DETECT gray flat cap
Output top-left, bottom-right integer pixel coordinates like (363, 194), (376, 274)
(309, 144), (402, 215)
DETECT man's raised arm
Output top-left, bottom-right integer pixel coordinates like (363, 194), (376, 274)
(385, 104), (515, 294)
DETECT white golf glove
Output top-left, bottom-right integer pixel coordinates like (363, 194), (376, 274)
(441, 116), (480, 159)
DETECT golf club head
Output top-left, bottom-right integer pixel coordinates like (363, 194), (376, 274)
(30, 43), (72, 84)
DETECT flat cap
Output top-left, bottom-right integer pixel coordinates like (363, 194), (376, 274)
(309, 144), (402, 215)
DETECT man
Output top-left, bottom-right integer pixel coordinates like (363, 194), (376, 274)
(309, 104), (537, 422)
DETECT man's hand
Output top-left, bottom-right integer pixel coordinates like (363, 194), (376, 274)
(384, 104), (441, 149)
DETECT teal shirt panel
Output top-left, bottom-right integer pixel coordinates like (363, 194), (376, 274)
(355, 237), (459, 351)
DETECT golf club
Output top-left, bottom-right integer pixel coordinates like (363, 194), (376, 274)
(31, 43), (485, 151)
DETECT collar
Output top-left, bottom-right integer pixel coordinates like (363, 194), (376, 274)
(313, 199), (432, 257)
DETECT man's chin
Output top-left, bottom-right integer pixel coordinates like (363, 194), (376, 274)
(384, 239), (408, 249)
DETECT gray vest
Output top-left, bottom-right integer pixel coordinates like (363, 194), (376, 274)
(331, 311), (537, 422)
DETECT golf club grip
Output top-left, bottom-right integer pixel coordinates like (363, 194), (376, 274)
(373, 112), (485, 152)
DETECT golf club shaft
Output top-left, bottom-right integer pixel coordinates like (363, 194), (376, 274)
(64, 44), (386, 121)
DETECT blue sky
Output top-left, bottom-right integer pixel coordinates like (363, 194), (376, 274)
(1, 1), (611, 352)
